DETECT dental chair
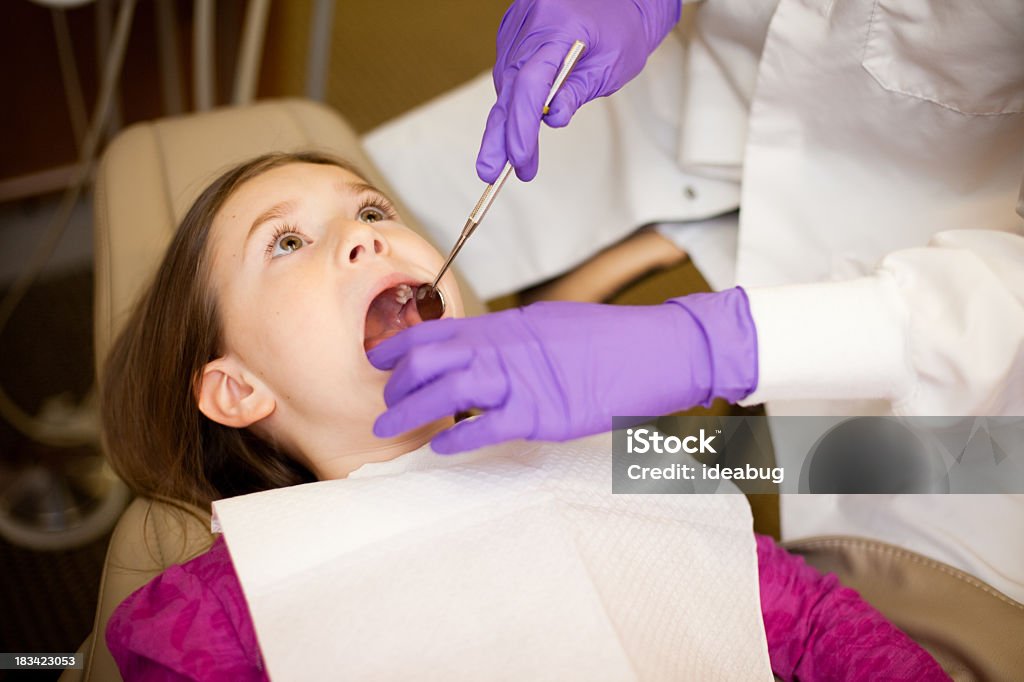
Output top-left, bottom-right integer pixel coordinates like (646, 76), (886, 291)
(63, 99), (1022, 682)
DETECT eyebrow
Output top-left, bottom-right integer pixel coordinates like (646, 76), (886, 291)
(246, 199), (297, 244)
(243, 181), (395, 247)
(348, 181), (392, 202)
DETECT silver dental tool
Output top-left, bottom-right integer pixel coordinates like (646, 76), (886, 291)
(415, 40), (587, 321)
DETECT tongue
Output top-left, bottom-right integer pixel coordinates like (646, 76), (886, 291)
(364, 286), (424, 352)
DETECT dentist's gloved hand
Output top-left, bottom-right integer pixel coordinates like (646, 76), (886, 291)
(369, 288), (758, 454)
(477, 0), (682, 183)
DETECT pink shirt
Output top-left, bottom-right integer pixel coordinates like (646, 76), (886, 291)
(107, 534), (948, 681)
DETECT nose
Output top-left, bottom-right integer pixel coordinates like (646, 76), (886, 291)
(338, 220), (389, 265)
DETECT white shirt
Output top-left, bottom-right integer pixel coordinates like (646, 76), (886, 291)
(694, 0), (1024, 602)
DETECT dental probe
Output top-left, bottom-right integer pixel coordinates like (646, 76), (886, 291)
(415, 40), (587, 321)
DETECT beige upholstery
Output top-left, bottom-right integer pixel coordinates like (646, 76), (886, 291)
(786, 536), (1024, 681)
(68, 99), (485, 682)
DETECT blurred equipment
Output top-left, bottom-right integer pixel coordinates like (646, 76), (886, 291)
(2, 0), (336, 550)
(0, 0), (140, 552)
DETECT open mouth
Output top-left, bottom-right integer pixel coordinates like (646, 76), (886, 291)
(364, 283), (426, 352)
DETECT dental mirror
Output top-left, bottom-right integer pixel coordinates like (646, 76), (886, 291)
(414, 284), (445, 321)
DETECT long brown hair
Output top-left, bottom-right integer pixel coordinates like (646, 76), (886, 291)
(101, 152), (361, 518)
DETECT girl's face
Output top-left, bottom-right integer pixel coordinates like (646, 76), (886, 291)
(197, 162), (464, 478)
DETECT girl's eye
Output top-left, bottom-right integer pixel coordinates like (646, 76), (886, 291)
(269, 232), (307, 258)
(358, 206), (387, 224)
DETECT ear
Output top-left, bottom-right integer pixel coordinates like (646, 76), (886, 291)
(197, 356), (276, 428)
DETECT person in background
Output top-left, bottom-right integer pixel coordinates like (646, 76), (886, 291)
(370, 0), (1024, 604)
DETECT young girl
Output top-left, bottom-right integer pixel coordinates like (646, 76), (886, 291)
(102, 152), (947, 681)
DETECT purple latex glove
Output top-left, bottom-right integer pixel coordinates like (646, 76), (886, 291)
(477, 0), (682, 183)
(369, 288), (758, 454)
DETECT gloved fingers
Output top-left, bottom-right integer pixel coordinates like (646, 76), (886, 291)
(430, 410), (523, 454)
(543, 72), (588, 128)
(373, 360), (509, 439)
(476, 72), (516, 184)
(493, 2), (530, 72)
(506, 41), (570, 182)
(477, 90), (512, 184)
(382, 344), (474, 407)
(366, 319), (460, 371)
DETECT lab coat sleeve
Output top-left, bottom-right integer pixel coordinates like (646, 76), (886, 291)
(740, 229), (1024, 415)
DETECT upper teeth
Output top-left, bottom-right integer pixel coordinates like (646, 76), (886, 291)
(395, 284), (414, 305)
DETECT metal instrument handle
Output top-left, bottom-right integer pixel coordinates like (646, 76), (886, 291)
(430, 40), (587, 292)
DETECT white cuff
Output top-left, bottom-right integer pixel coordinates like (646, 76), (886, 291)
(740, 275), (913, 406)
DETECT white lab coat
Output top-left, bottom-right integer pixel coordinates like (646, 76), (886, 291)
(364, 0), (1024, 600)
(703, 0), (1024, 604)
